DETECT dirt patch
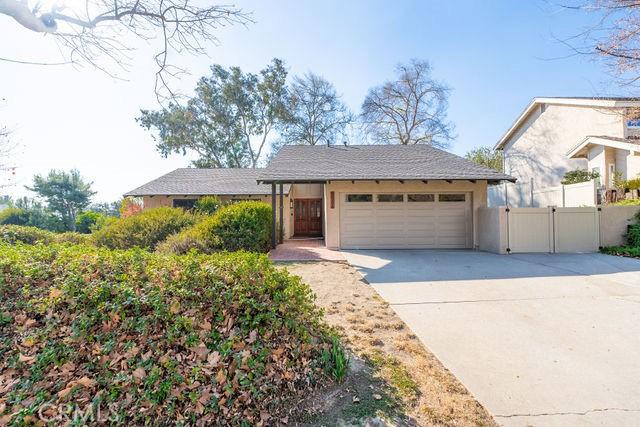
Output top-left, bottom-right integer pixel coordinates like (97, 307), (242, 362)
(281, 261), (495, 426)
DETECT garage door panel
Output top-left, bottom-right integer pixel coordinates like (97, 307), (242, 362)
(343, 224), (374, 233)
(343, 207), (374, 216)
(340, 192), (471, 249)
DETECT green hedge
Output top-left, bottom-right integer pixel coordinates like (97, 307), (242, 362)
(0, 225), (91, 246)
(92, 207), (197, 250)
(0, 207), (28, 226)
(627, 223), (640, 247)
(0, 225), (55, 244)
(0, 243), (338, 424)
(601, 246), (640, 258)
(194, 196), (223, 215)
(158, 201), (272, 254)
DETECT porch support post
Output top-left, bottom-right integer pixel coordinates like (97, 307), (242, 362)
(271, 183), (277, 249)
(279, 183), (284, 244)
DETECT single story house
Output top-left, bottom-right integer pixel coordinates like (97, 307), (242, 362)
(126, 144), (514, 250)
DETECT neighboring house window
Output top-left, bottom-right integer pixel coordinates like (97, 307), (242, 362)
(439, 194), (466, 202)
(173, 199), (198, 209)
(608, 163), (616, 187)
(377, 194), (404, 202)
(408, 194), (435, 202)
(627, 119), (640, 128)
(591, 167), (601, 186)
(347, 194), (373, 202)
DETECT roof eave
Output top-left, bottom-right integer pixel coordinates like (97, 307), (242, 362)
(123, 191), (291, 197)
(496, 97), (639, 150)
(567, 136), (640, 159)
(258, 177), (516, 183)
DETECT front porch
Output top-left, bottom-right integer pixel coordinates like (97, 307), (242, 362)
(269, 239), (345, 262)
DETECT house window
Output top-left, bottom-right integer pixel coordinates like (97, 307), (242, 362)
(591, 167), (601, 186)
(439, 194), (466, 202)
(408, 194), (435, 202)
(608, 163), (616, 187)
(627, 119), (640, 128)
(347, 194), (373, 202)
(172, 199), (198, 209)
(377, 194), (404, 202)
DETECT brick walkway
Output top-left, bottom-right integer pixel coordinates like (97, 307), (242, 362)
(269, 239), (346, 262)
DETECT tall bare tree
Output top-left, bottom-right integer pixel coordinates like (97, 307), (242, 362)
(0, 0), (251, 101)
(361, 60), (454, 148)
(564, 1), (640, 86)
(279, 73), (353, 146)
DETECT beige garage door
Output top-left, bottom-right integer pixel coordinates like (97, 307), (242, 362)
(339, 192), (472, 249)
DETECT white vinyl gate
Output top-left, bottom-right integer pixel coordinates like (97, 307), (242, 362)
(506, 207), (600, 253)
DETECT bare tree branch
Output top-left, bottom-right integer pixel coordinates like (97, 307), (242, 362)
(279, 72), (353, 146)
(1, 0), (252, 102)
(561, 1), (640, 87)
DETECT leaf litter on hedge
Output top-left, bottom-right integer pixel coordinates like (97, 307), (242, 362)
(0, 243), (345, 425)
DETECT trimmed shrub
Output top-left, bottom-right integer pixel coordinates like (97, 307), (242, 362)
(561, 169), (599, 185)
(627, 178), (640, 191)
(0, 207), (28, 226)
(194, 196), (223, 215)
(158, 201), (271, 254)
(611, 199), (640, 206)
(627, 224), (640, 247)
(0, 225), (93, 246)
(0, 225), (55, 244)
(0, 244), (338, 424)
(75, 211), (107, 233)
(92, 207), (197, 250)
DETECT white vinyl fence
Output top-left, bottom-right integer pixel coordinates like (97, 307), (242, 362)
(488, 179), (598, 208)
(477, 205), (640, 254)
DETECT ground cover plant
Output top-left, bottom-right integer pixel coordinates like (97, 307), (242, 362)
(0, 243), (343, 425)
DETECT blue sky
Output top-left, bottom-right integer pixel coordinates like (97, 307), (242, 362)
(0, 0), (623, 202)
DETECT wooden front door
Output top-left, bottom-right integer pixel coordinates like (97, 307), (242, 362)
(294, 199), (323, 236)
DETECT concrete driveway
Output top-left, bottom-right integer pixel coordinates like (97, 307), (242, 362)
(341, 250), (640, 426)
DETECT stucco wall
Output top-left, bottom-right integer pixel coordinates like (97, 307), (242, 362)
(604, 147), (617, 187)
(587, 145), (605, 184)
(503, 104), (624, 187)
(600, 205), (640, 247)
(615, 149), (640, 180)
(477, 207), (508, 254)
(323, 180), (488, 249)
(290, 183), (323, 199)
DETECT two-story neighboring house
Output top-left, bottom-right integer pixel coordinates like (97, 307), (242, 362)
(495, 97), (640, 190)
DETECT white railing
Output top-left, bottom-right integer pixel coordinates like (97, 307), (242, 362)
(488, 179), (598, 208)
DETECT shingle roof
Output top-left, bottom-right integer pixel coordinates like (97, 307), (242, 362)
(258, 144), (515, 182)
(124, 168), (291, 197)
